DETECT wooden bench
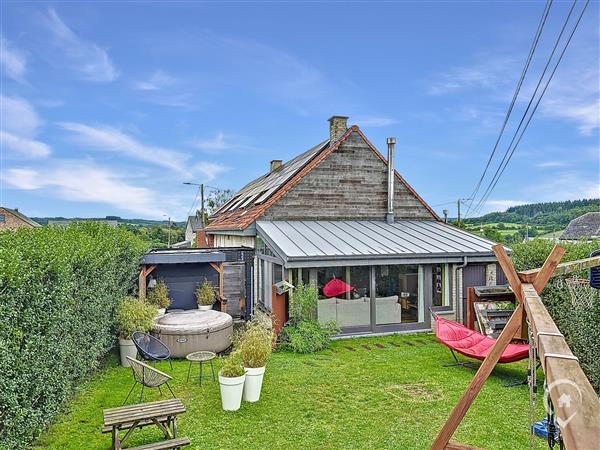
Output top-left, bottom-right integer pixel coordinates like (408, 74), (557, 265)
(102, 399), (189, 449)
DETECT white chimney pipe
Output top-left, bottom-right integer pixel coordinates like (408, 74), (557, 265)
(386, 137), (396, 224)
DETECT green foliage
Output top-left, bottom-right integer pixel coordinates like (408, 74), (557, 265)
(195, 280), (216, 306)
(281, 283), (339, 353)
(220, 351), (245, 378)
(0, 222), (146, 449)
(116, 297), (158, 339)
(147, 280), (171, 309)
(279, 320), (340, 353)
(239, 312), (274, 368)
(206, 188), (235, 215)
(119, 223), (185, 249)
(288, 282), (318, 322)
(511, 239), (600, 392)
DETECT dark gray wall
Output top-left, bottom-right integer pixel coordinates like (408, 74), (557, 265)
(153, 263), (219, 310)
(263, 131), (434, 221)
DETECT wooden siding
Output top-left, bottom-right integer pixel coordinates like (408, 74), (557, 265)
(262, 131), (434, 221)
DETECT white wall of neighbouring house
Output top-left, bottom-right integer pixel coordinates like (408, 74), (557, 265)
(213, 234), (255, 248)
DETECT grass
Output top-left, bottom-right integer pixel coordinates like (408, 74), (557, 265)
(36, 333), (547, 449)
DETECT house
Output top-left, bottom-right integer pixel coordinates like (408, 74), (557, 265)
(185, 215), (203, 243)
(206, 116), (506, 335)
(0, 207), (41, 230)
(560, 212), (600, 241)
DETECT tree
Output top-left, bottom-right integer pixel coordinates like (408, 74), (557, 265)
(206, 188), (235, 215)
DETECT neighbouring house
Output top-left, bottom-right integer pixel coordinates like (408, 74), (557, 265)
(0, 207), (41, 230)
(185, 215), (203, 243)
(560, 212), (600, 241)
(206, 116), (506, 335)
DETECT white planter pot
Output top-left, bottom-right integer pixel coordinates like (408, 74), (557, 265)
(219, 372), (246, 411)
(198, 304), (213, 311)
(242, 366), (266, 402)
(157, 308), (166, 316)
(119, 339), (138, 367)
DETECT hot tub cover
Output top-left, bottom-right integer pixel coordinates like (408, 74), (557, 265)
(154, 310), (232, 334)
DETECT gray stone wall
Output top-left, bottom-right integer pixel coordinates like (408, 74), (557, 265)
(263, 131), (435, 221)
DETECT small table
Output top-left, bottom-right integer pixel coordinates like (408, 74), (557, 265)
(102, 398), (186, 449)
(186, 351), (216, 385)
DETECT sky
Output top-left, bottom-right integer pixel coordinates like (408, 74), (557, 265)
(1, 1), (598, 221)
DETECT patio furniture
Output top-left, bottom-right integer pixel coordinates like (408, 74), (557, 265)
(102, 398), (190, 450)
(132, 331), (173, 370)
(124, 357), (175, 404)
(185, 351), (216, 385)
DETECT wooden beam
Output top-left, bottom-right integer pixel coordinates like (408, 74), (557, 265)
(522, 283), (600, 449)
(532, 245), (566, 293)
(445, 442), (483, 450)
(139, 267), (147, 300)
(518, 255), (600, 283)
(430, 302), (525, 450)
(492, 244), (523, 302)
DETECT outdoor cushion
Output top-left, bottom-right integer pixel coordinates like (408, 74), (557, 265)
(433, 315), (529, 364)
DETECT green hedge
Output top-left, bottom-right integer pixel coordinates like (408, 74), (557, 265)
(0, 223), (146, 449)
(511, 239), (600, 392)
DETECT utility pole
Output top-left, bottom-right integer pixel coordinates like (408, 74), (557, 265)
(457, 199), (461, 227)
(200, 184), (205, 227)
(163, 214), (171, 248)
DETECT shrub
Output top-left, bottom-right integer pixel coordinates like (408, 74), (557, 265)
(511, 239), (600, 392)
(239, 312), (274, 368)
(147, 280), (171, 309)
(116, 297), (158, 339)
(196, 280), (216, 306)
(220, 351), (245, 378)
(288, 282), (318, 322)
(0, 222), (146, 449)
(279, 320), (340, 353)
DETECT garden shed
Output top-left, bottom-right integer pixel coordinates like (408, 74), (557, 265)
(140, 247), (254, 318)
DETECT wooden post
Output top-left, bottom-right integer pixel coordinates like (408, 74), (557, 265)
(209, 262), (226, 313)
(138, 265), (156, 300)
(431, 245), (566, 449)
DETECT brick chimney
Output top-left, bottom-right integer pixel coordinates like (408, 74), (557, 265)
(270, 160), (282, 172)
(328, 116), (349, 142)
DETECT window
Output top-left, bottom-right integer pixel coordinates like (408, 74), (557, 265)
(273, 264), (283, 284)
(432, 264), (449, 307)
(0, 214), (4, 222)
(375, 265), (419, 324)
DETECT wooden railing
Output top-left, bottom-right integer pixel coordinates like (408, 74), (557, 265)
(431, 245), (600, 450)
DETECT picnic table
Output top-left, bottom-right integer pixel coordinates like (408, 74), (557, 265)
(102, 398), (190, 450)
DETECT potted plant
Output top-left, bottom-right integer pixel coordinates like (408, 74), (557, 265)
(147, 280), (171, 316)
(116, 297), (157, 367)
(218, 351), (246, 411)
(239, 312), (275, 402)
(195, 280), (215, 311)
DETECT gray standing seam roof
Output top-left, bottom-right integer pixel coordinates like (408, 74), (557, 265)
(256, 220), (500, 264)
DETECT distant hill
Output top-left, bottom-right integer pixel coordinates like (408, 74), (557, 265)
(464, 199), (599, 227)
(31, 216), (186, 227)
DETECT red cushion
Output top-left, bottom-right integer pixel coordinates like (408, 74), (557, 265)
(434, 316), (529, 363)
(323, 278), (353, 298)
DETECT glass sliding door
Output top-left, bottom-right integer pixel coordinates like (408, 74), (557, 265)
(375, 265), (420, 325)
(316, 266), (371, 330)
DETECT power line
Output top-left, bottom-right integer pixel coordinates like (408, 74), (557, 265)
(185, 186), (201, 219)
(471, 0), (589, 216)
(463, 0), (554, 218)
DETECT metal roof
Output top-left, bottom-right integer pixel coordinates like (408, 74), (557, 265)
(256, 220), (501, 267)
(143, 248), (225, 265)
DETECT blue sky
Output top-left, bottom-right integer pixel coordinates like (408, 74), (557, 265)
(1, 1), (598, 220)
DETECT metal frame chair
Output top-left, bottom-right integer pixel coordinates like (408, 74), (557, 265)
(124, 356), (175, 404)
(132, 331), (173, 370)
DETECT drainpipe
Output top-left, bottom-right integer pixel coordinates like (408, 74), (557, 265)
(386, 137), (396, 224)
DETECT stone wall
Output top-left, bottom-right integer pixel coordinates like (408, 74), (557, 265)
(263, 131), (435, 221)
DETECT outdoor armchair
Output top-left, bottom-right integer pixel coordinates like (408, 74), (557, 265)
(123, 356), (175, 404)
(132, 331), (173, 370)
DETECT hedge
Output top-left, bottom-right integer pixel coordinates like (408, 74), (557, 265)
(511, 239), (600, 392)
(0, 223), (146, 449)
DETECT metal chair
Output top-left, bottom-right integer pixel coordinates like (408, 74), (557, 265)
(132, 331), (173, 370)
(123, 356), (175, 404)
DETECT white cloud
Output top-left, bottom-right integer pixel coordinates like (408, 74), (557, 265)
(1, 95), (41, 136)
(3, 161), (163, 216)
(42, 8), (118, 82)
(0, 36), (27, 82)
(133, 70), (178, 91)
(535, 160), (570, 169)
(0, 131), (51, 158)
(193, 162), (230, 182)
(0, 95), (51, 159)
(479, 199), (531, 213)
(59, 122), (189, 173)
(192, 132), (231, 153)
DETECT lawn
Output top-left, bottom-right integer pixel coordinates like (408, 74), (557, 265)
(36, 333), (546, 449)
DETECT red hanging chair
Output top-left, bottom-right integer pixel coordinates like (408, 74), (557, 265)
(323, 278), (354, 298)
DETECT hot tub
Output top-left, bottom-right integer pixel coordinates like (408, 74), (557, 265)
(153, 310), (233, 358)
